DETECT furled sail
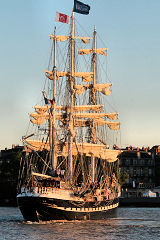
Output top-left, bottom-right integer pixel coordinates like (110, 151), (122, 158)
(71, 105), (103, 112)
(49, 35), (69, 42)
(93, 119), (120, 130)
(44, 70), (53, 80)
(24, 139), (50, 151)
(74, 84), (89, 95)
(73, 118), (120, 128)
(56, 71), (68, 80)
(34, 104), (103, 112)
(44, 70), (68, 80)
(34, 105), (49, 114)
(30, 112), (49, 125)
(78, 48), (108, 56)
(30, 105), (118, 126)
(74, 83), (112, 96)
(74, 36), (92, 44)
(106, 122), (120, 130)
(72, 72), (93, 82)
(30, 118), (46, 125)
(24, 139), (120, 162)
(44, 70), (93, 82)
(73, 119), (91, 127)
(72, 112), (118, 120)
(49, 35), (92, 44)
(94, 83), (112, 96)
(30, 112), (49, 120)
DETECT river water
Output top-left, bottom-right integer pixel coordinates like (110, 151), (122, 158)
(0, 207), (160, 240)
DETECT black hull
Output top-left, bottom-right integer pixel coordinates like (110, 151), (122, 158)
(17, 196), (119, 221)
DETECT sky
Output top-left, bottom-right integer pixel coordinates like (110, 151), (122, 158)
(0, 0), (160, 150)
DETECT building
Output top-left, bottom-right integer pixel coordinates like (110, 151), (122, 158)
(152, 145), (160, 187)
(0, 145), (23, 205)
(119, 147), (156, 197)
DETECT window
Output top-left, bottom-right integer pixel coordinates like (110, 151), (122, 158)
(126, 169), (130, 174)
(140, 168), (144, 176)
(133, 159), (137, 165)
(126, 159), (130, 165)
(133, 168), (136, 176)
(148, 168), (152, 176)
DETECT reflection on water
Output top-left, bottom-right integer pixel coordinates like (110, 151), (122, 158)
(0, 207), (160, 240)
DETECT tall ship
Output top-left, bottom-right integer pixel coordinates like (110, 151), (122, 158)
(17, 0), (121, 221)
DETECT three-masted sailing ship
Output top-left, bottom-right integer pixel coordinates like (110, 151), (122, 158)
(17, 1), (121, 221)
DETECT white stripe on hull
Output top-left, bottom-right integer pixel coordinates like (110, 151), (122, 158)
(45, 202), (119, 213)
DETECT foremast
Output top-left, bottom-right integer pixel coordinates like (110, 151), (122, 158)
(48, 11), (75, 181)
(50, 26), (57, 170)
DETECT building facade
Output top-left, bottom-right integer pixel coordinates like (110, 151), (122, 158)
(119, 147), (156, 197)
(0, 145), (23, 205)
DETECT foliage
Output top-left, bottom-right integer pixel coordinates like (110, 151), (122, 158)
(118, 172), (129, 186)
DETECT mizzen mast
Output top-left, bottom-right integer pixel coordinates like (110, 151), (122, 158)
(92, 25), (97, 106)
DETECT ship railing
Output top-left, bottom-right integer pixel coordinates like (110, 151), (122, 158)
(20, 186), (36, 194)
(34, 186), (72, 196)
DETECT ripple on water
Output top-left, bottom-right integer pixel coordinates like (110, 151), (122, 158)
(1, 207), (160, 240)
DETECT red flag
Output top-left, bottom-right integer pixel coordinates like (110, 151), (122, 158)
(49, 99), (54, 105)
(56, 12), (69, 24)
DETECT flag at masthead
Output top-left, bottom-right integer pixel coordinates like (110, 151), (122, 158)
(73, 0), (90, 15)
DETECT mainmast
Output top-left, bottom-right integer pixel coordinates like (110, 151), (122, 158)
(68, 10), (75, 182)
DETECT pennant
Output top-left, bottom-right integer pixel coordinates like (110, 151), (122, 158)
(56, 12), (70, 24)
(73, 0), (90, 15)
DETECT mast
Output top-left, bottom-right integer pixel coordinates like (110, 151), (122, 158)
(68, 10), (75, 182)
(50, 26), (57, 170)
(92, 25), (97, 105)
(91, 25), (97, 182)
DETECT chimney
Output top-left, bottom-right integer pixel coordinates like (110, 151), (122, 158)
(137, 150), (141, 159)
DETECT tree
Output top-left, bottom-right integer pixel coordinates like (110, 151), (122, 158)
(119, 172), (129, 186)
